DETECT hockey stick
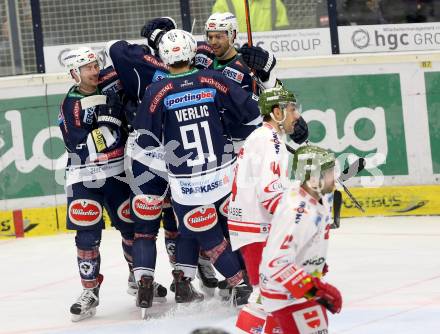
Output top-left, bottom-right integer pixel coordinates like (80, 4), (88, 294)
(243, 0), (253, 46)
(332, 158), (366, 227)
(287, 145), (365, 224)
(243, 0), (261, 93)
(336, 157), (366, 213)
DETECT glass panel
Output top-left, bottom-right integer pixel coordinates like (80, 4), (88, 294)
(338, 0), (440, 26)
(192, 0), (329, 33)
(0, 0), (36, 77)
(40, 0), (182, 46)
(0, 0), (13, 76)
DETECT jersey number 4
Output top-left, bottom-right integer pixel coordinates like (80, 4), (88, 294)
(180, 121), (216, 167)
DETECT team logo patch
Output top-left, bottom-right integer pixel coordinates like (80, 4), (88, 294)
(83, 107), (95, 124)
(132, 195), (163, 220)
(68, 199), (102, 226)
(79, 261), (94, 276)
(152, 69), (167, 83)
(222, 67), (244, 84)
(293, 305), (327, 332)
(164, 88), (216, 110)
(183, 205), (218, 232)
(117, 199), (133, 223)
(264, 180), (283, 193)
(195, 54), (213, 68)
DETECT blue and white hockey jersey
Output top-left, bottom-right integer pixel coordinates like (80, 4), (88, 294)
(107, 40), (169, 102)
(59, 86), (127, 186)
(132, 68), (262, 205)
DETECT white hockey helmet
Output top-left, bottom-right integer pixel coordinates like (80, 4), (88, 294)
(205, 12), (238, 44)
(63, 47), (99, 78)
(158, 29), (197, 66)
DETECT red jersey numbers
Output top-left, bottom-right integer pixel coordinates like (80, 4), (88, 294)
(270, 161), (280, 177)
(280, 234), (294, 250)
(324, 224), (331, 240)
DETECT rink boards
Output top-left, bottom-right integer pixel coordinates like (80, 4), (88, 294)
(1, 51), (440, 238)
(0, 185), (439, 239)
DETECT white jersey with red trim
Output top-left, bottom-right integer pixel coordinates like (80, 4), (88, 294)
(227, 122), (290, 251)
(259, 186), (334, 312)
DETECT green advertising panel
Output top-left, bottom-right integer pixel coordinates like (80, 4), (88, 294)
(283, 74), (408, 175)
(0, 95), (65, 201)
(424, 72), (440, 174)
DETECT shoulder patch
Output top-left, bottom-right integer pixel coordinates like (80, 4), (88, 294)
(199, 76), (229, 94)
(150, 82), (174, 113)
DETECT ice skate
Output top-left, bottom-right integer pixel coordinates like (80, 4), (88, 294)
(70, 274), (103, 322)
(152, 281), (167, 303)
(128, 271), (167, 303)
(127, 271), (138, 296)
(196, 256), (218, 297)
(218, 279), (253, 306)
(172, 270), (204, 303)
(137, 275), (154, 319)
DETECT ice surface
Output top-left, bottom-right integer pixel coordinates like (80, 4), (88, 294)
(1, 216), (439, 334)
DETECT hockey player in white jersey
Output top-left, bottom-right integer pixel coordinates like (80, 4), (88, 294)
(228, 87), (300, 332)
(228, 87), (300, 288)
(259, 146), (342, 334)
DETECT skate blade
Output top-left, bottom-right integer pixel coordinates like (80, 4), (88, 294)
(218, 288), (231, 298)
(141, 307), (148, 320)
(200, 285), (216, 298)
(198, 280), (216, 298)
(140, 303), (176, 320)
(71, 307), (96, 322)
(153, 296), (167, 303)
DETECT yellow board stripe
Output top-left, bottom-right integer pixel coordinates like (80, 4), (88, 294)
(1, 185), (439, 239)
(339, 185), (440, 217)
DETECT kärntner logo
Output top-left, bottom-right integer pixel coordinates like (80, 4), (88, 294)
(352, 29), (370, 49)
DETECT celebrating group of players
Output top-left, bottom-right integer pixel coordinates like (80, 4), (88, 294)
(59, 12), (342, 333)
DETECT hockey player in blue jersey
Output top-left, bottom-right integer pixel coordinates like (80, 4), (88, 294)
(107, 19), (223, 298)
(59, 47), (169, 321)
(202, 12), (309, 147)
(96, 64), (169, 301)
(130, 29), (262, 311)
(59, 47), (133, 321)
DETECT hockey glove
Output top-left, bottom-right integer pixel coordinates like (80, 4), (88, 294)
(141, 17), (177, 50)
(310, 277), (342, 314)
(96, 93), (124, 130)
(289, 116), (309, 144)
(275, 266), (342, 314)
(239, 43), (276, 76)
